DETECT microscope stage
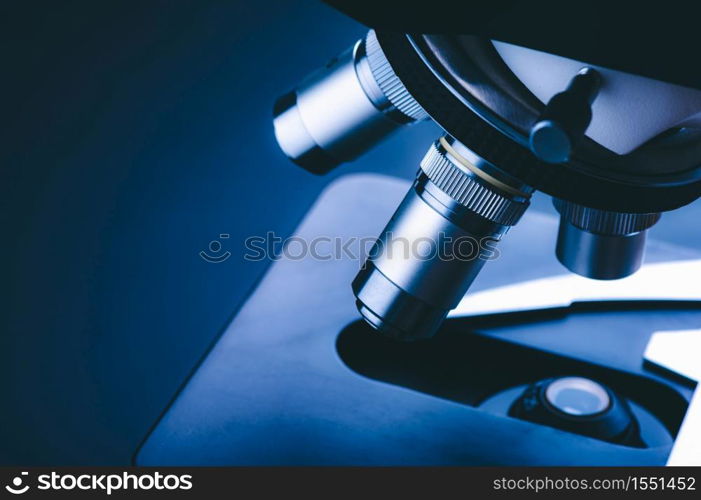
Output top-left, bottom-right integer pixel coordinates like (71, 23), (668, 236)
(137, 174), (699, 465)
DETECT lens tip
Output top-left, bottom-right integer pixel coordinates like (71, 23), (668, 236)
(273, 91), (340, 175)
(555, 218), (646, 280)
(355, 300), (422, 341)
(355, 299), (439, 341)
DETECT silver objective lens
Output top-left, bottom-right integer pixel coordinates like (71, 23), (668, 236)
(273, 30), (428, 174)
(353, 137), (532, 340)
(553, 199), (661, 280)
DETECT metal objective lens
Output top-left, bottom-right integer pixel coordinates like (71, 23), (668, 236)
(553, 199), (661, 280)
(353, 136), (532, 340)
(273, 30), (428, 174)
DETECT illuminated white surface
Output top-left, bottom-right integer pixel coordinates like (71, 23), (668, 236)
(450, 259), (701, 318)
(645, 330), (701, 383)
(449, 258), (701, 466)
(644, 330), (701, 466)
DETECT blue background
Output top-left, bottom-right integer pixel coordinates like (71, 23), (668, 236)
(2, 0), (700, 464)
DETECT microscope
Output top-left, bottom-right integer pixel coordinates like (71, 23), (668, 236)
(136, 1), (701, 466)
(270, 3), (701, 462)
(274, 19), (701, 342)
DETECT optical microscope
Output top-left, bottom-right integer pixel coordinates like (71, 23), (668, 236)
(138, 1), (701, 465)
(271, 3), (701, 460)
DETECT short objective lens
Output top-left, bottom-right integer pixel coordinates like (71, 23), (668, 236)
(273, 30), (428, 174)
(353, 136), (532, 340)
(553, 199), (661, 280)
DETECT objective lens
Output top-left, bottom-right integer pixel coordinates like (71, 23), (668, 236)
(353, 136), (531, 340)
(273, 30), (428, 174)
(553, 199), (661, 280)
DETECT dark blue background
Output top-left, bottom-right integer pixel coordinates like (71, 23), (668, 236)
(2, 0), (699, 465)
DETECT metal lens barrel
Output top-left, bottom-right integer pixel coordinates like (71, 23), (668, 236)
(553, 199), (661, 280)
(352, 137), (531, 340)
(273, 30), (427, 174)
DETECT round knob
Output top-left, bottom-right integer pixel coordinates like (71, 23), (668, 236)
(529, 68), (601, 164)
